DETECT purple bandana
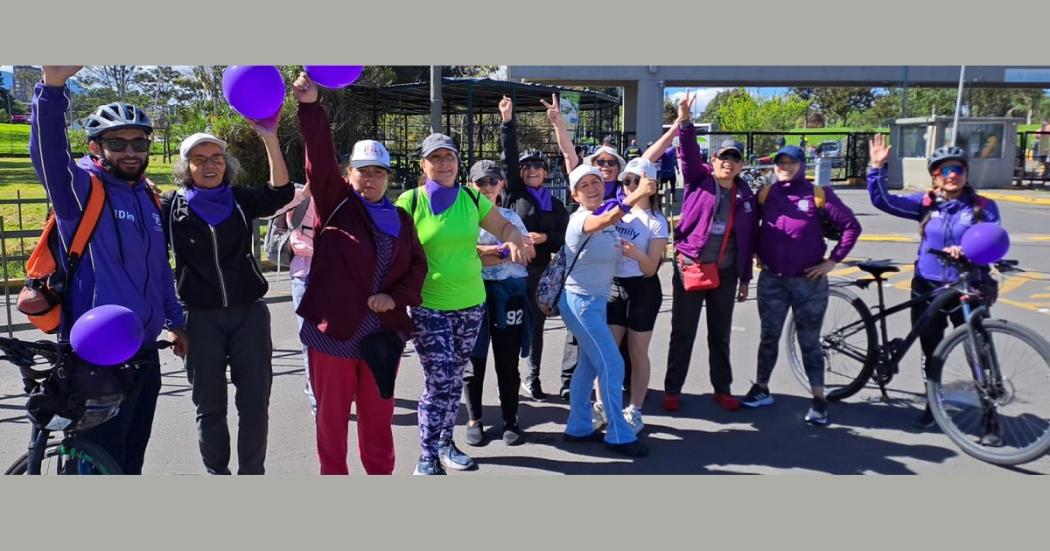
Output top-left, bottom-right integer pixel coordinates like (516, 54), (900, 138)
(358, 193), (401, 237)
(526, 185), (553, 212)
(185, 184), (234, 226)
(424, 179), (460, 215)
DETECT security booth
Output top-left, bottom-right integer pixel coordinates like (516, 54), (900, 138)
(885, 117), (1023, 190)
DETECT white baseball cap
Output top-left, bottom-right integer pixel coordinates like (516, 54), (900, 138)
(618, 158), (657, 182)
(350, 139), (391, 171)
(179, 132), (227, 160)
(569, 164), (604, 190)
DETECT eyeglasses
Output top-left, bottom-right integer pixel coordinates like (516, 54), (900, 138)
(101, 137), (150, 153)
(622, 175), (640, 186)
(592, 158), (619, 168)
(716, 152), (743, 162)
(474, 177), (500, 188)
(939, 165), (965, 177)
(520, 161), (547, 170)
(189, 154), (227, 167)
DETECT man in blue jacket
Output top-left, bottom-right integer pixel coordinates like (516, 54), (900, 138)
(30, 65), (188, 474)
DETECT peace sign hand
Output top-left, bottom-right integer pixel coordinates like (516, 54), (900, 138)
(677, 89), (696, 124)
(540, 93), (564, 127)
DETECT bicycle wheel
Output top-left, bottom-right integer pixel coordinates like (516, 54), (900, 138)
(786, 285), (877, 401)
(927, 319), (1050, 466)
(4, 437), (123, 475)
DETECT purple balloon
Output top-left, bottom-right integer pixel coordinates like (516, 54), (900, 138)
(70, 305), (144, 366)
(304, 65), (364, 88)
(961, 222), (1010, 265)
(222, 66), (285, 120)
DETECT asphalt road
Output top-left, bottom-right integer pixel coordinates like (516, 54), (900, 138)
(2, 189), (1049, 475)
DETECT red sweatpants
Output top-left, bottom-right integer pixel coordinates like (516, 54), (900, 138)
(307, 349), (395, 475)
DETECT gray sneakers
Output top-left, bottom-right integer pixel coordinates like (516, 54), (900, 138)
(438, 440), (476, 471)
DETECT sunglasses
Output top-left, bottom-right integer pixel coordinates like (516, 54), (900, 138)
(939, 165), (965, 177)
(101, 137), (151, 153)
(622, 175), (641, 186)
(189, 154), (227, 167)
(474, 177), (500, 187)
(520, 161), (547, 170)
(716, 152), (743, 162)
(592, 158), (619, 168)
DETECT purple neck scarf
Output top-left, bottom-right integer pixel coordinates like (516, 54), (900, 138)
(186, 184), (234, 226)
(604, 180), (621, 201)
(526, 185), (553, 212)
(425, 179), (460, 215)
(358, 193), (401, 237)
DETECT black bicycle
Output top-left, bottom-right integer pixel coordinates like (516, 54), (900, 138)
(1, 336), (169, 475)
(785, 253), (1050, 465)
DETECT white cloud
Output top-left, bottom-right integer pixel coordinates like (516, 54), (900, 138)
(665, 87), (730, 115)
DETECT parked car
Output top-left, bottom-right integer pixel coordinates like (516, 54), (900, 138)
(816, 140), (845, 167)
(9, 114), (28, 124)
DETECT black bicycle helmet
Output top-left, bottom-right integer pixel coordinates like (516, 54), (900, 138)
(928, 145), (968, 172)
(519, 149), (549, 169)
(84, 102), (153, 139)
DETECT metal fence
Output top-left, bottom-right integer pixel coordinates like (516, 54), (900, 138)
(1016, 131), (1050, 186)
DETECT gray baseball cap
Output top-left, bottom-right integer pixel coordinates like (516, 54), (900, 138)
(715, 139), (745, 157)
(469, 160), (504, 182)
(421, 133), (459, 158)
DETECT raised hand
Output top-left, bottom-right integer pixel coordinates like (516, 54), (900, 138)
(540, 93), (563, 127)
(292, 72), (319, 104)
(869, 133), (892, 167)
(42, 66), (83, 87)
(499, 95), (513, 123)
(677, 89), (696, 123)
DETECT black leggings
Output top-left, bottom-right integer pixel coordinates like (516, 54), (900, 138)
(464, 294), (525, 425)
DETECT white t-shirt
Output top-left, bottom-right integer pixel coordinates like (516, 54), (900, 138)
(478, 207), (529, 281)
(614, 208), (669, 278)
(564, 209), (622, 300)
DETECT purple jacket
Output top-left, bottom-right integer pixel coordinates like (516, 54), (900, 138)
(29, 82), (185, 342)
(757, 175), (862, 277)
(867, 167), (1000, 282)
(675, 122), (758, 282)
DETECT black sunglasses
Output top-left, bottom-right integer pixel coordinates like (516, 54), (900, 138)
(520, 160), (547, 170)
(716, 152), (743, 162)
(474, 177), (500, 187)
(100, 137), (151, 153)
(592, 158), (619, 168)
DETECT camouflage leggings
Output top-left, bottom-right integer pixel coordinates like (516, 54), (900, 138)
(755, 272), (829, 388)
(411, 304), (486, 462)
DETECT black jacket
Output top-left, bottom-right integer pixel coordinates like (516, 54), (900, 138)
(162, 183), (294, 309)
(499, 119), (570, 268)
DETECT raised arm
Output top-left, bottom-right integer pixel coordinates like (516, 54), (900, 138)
(541, 94), (580, 174)
(674, 91), (710, 185)
(498, 95), (526, 196)
(582, 177), (658, 234)
(237, 123), (294, 219)
(866, 133), (923, 220)
(642, 92), (692, 162)
(30, 66), (94, 222)
(293, 72), (349, 226)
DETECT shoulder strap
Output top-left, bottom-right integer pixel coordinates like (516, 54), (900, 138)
(715, 184), (737, 265)
(757, 184), (772, 205)
(562, 234), (593, 285)
(463, 186), (481, 209)
(289, 196), (312, 229)
(68, 174), (107, 262)
(813, 183), (826, 209)
(410, 188), (419, 217)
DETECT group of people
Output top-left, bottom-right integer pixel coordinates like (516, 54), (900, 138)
(26, 66), (1002, 475)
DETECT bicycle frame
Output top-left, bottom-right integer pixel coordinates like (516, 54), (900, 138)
(834, 273), (988, 383)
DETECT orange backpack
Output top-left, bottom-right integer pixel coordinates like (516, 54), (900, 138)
(16, 174), (160, 333)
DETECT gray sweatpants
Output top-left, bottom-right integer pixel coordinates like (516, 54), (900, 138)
(184, 300), (273, 475)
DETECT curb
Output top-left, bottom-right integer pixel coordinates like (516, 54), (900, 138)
(979, 192), (1050, 207)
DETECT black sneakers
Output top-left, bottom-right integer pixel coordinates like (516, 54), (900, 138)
(521, 378), (547, 401)
(804, 397), (829, 426)
(741, 383), (774, 408)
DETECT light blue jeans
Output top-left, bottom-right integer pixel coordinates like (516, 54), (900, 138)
(559, 290), (637, 445)
(291, 276), (316, 413)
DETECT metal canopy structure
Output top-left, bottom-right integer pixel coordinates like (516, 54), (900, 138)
(342, 77), (621, 188)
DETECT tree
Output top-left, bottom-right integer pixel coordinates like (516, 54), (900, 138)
(699, 88), (749, 123)
(77, 65), (140, 101)
(791, 87), (876, 127)
(663, 98), (678, 124)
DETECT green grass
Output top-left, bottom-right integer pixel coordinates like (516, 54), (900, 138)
(0, 123), (31, 156)
(0, 155), (179, 279)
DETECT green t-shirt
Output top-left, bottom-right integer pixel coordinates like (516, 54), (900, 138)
(396, 186), (494, 311)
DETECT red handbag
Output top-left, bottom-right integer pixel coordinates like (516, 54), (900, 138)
(679, 185), (736, 292)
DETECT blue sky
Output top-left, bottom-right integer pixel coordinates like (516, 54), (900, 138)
(664, 86), (791, 115)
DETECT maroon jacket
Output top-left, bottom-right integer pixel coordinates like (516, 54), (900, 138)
(296, 101), (427, 339)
